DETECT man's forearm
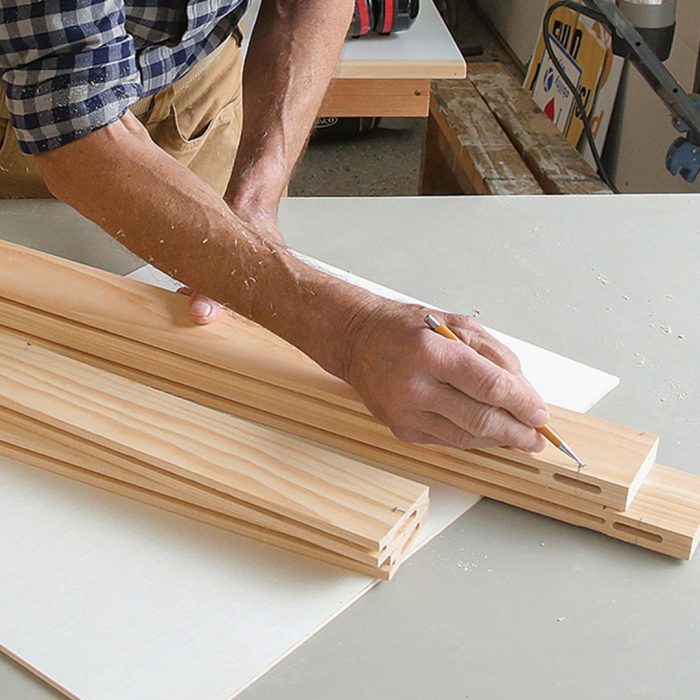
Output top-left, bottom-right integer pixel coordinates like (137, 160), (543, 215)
(36, 114), (379, 379)
(36, 114), (548, 455)
(225, 0), (355, 217)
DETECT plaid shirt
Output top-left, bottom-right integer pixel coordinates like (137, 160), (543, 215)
(0, 0), (248, 154)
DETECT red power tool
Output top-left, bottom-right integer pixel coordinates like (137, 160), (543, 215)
(348, 0), (420, 38)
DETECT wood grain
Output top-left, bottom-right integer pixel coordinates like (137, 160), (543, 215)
(466, 63), (612, 195)
(2, 241), (688, 559)
(0, 331), (428, 569)
(2, 396), (690, 560)
(0, 406), (423, 568)
(424, 79), (543, 195)
(0, 312), (654, 511)
(320, 79), (430, 118)
(0, 437), (407, 580)
(0, 253), (657, 512)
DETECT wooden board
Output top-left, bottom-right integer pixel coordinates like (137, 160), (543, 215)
(466, 63), (612, 195)
(0, 242), (656, 511)
(0, 304), (657, 512)
(6, 316), (681, 558)
(0, 406), (424, 570)
(0, 327), (690, 561)
(423, 79), (543, 196)
(320, 79), (430, 118)
(0, 438), (405, 581)
(0, 331), (429, 575)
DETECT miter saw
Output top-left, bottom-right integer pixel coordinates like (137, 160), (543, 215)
(548, 0), (700, 183)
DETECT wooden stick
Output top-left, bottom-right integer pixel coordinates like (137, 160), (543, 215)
(0, 290), (657, 511)
(0, 406), (423, 568)
(0, 331), (428, 558)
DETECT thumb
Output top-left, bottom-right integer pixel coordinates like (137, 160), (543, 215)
(178, 289), (224, 325)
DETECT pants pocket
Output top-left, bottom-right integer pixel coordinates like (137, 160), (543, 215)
(143, 37), (244, 195)
(171, 97), (239, 150)
(0, 117), (52, 199)
(145, 94), (242, 196)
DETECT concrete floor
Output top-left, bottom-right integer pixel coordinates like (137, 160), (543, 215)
(290, 0), (519, 198)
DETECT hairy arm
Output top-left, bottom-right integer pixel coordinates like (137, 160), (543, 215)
(35, 113), (374, 379)
(34, 0), (549, 453)
(225, 0), (355, 223)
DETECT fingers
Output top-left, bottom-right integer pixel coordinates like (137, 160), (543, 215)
(377, 375), (544, 451)
(434, 338), (549, 429)
(176, 287), (224, 325)
(422, 385), (546, 452)
(448, 316), (521, 375)
(414, 412), (490, 450)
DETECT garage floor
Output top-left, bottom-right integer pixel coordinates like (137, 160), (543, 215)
(290, 0), (520, 198)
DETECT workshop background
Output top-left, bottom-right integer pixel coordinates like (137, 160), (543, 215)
(291, 0), (700, 197)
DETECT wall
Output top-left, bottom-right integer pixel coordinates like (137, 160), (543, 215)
(472, 0), (700, 193)
(470, 0), (542, 67)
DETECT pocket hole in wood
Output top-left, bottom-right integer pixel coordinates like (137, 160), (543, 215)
(612, 522), (663, 543)
(552, 473), (602, 494)
(399, 522), (422, 556)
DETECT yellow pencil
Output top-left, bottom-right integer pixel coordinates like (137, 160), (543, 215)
(423, 313), (584, 469)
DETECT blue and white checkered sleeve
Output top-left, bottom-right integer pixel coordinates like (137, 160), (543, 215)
(0, 0), (142, 154)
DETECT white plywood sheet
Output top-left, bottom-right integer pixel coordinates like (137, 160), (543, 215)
(242, 0), (466, 79)
(0, 262), (617, 700)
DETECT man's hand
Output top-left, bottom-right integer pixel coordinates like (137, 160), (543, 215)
(342, 300), (548, 452)
(183, 288), (548, 451)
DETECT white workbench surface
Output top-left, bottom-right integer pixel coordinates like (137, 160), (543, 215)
(244, 0), (466, 79)
(1, 193), (699, 699)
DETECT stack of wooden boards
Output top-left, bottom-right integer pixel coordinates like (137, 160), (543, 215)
(0, 329), (428, 579)
(1, 240), (699, 568)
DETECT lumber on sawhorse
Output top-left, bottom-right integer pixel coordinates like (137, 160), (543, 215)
(421, 63), (612, 196)
(466, 63), (613, 195)
(420, 78), (543, 195)
(2, 242), (696, 561)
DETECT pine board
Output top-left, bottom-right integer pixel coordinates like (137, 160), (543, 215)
(0, 241), (655, 510)
(0, 438), (405, 580)
(0, 306), (659, 518)
(0, 331), (428, 562)
(0, 407), (423, 571)
(0, 296), (688, 559)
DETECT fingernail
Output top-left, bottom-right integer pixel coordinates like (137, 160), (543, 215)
(191, 299), (212, 317)
(533, 408), (549, 426)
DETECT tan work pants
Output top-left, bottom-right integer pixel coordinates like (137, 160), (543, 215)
(0, 35), (243, 198)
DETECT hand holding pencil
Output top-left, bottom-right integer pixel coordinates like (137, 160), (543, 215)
(341, 300), (550, 453)
(425, 314), (583, 467)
